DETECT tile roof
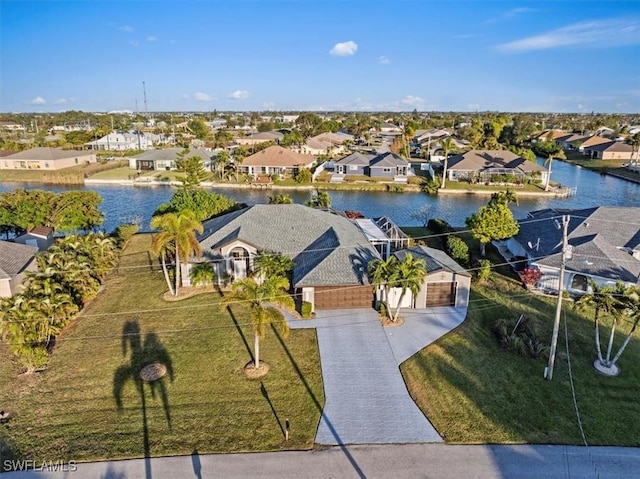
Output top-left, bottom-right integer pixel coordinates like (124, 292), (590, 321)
(394, 245), (471, 277)
(199, 204), (380, 286)
(515, 207), (640, 284)
(0, 241), (37, 280)
(447, 150), (546, 173)
(5, 147), (92, 161)
(242, 146), (316, 167)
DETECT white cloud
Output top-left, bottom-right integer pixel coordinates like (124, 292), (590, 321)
(118, 25), (134, 32)
(486, 7), (537, 24)
(498, 17), (640, 52)
(228, 90), (249, 100)
(400, 95), (424, 107)
(378, 56), (390, 65)
(147, 35), (157, 42)
(30, 96), (46, 105)
(194, 92), (215, 102)
(54, 98), (72, 105)
(329, 40), (358, 56)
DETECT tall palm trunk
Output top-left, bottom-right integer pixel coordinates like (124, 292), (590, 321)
(594, 311), (604, 364)
(605, 317), (617, 365)
(610, 317), (640, 367)
(441, 157), (448, 189)
(160, 251), (175, 296)
(254, 331), (260, 368)
(174, 248), (180, 297)
(392, 290), (406, 322)
(544, 157), (552, 191)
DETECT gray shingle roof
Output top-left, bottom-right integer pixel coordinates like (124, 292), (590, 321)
(5, 147), (91, 161)
(369, 152), (409, 168)
(394, 245), (471, 277)
(0, 241), (38, 280)
(199, 204), (380, 286)
(584, 141), (633, 153)
(334, 152), (375, 166)
(515, 207), (640, 284)
(447, 150), (546, 173)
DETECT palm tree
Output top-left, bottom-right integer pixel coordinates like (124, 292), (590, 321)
(440, 137), (456, 189)
(574, 280), (617, 365)
(627, 132), (640, 165)
(253, 252), (294, 281)
(305, 189), (331, 208)
(534, 141), (566, 191)
(390, 254), (427, 322)
(189, 262), (216, 287)
(368, 256), (399, 321)
(221, 276), (292, 369)
(608, 287), (640, 368)
(150, 211), (204, 296)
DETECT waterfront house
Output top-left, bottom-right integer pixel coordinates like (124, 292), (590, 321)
(369, 152), (410, 181)
(445, 150), (547, 184)
(583, 141), (634, 160)
(385, 246), (471, 309)
(14, 226), (55, 251)
(129, 148), (213, 171)
(239, 145), (315, 179)
(505, 207), (640, 294)
(0, 147), (97, 171)
(194, 204), (380, 311)
(0, 241), (38, 298)
(566, 134), (610, 152)
(333, 152), (375, 175)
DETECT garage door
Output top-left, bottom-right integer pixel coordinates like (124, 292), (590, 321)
(314, 285), (373, 310)
(425, 282), (456, 307)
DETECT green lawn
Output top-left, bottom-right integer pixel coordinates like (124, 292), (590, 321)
(401, 270), (640, 445)
(441, 181), (546, 193)
(0, 234), (324, 464)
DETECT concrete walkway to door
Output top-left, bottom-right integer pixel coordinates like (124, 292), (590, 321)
(310, 309), (442, 445)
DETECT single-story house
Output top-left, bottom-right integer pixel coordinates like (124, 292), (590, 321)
(385, 246), (471, 309)
(239, 146), (315, 179)
(334, 152), (375, 175)
(0, 241), (38, 298)
(296, 138), (336, 156)
(0, 148), (97, 170)
(505, 207), (640, 294)
(566, 135), (610, 152)
(446, 150), (548, 184)
(194, 204), (380, 311)
(369, 152), (410, 180)
(583, 141), (634, 160)
(13, 226), (55, 250)
(129, 148), (213, 171)
(532, 129), (567, 142)
(235, 131), (284, 146)
(333, 152), (410, 181)
(555, 133), (587, 150)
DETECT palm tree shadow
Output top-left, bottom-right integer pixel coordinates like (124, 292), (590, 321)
(219, 289), (255, 364)
(113, 321), (174, 479)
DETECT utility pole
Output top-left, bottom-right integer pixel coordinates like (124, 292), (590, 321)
(142, 81), (148, 117)
(545, 215), (571, 381)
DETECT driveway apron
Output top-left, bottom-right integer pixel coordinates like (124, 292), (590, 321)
(313, 309), (442, 445)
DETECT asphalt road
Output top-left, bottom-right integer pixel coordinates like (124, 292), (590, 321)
(4, 444), (640, 479)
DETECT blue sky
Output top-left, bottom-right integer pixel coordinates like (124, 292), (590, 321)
(1, 1), (639, 113)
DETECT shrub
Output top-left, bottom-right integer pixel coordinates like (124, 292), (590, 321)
(190, 262), (216, 287)
(295, 168), (312, 183)
(300, 301), (313, 319)
(427, 218), (452, 234)
(446, 236), (469, 265)
(476, 259), (491, 283)
(492, 316), (548, 360)
(520, 267), (542, 287)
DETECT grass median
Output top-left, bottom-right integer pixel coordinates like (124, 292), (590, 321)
(0, 234), (324, 464)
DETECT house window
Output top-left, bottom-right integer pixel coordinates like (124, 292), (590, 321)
(349, 165), (358, 171)
(44, 162), (49, 168)
(75, 158), (79, 164)
(383, 168), (392, 173)
(570, 274), (588, 291)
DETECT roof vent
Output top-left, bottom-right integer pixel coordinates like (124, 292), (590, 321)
(584, 222), (589, 227)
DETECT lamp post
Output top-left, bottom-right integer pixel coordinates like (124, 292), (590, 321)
(545, 215), (572, 380)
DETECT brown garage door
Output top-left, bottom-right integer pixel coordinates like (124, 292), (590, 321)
(426, 282), (456, 307)
(314, 285), (373, 310)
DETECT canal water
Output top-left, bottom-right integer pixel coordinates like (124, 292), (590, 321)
(1, 160), (639, 232)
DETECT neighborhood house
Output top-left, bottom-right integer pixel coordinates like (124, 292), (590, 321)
(0, 147), (97, 170)
(445, 150), (548, 184)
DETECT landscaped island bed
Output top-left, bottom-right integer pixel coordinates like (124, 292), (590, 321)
(0, 234), (324, 463)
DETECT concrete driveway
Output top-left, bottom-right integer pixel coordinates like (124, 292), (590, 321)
(312, 309), (442, 445)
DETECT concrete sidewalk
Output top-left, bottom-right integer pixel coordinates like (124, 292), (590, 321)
(312, 309), (442, 445)
(5, 444), (640, 479)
